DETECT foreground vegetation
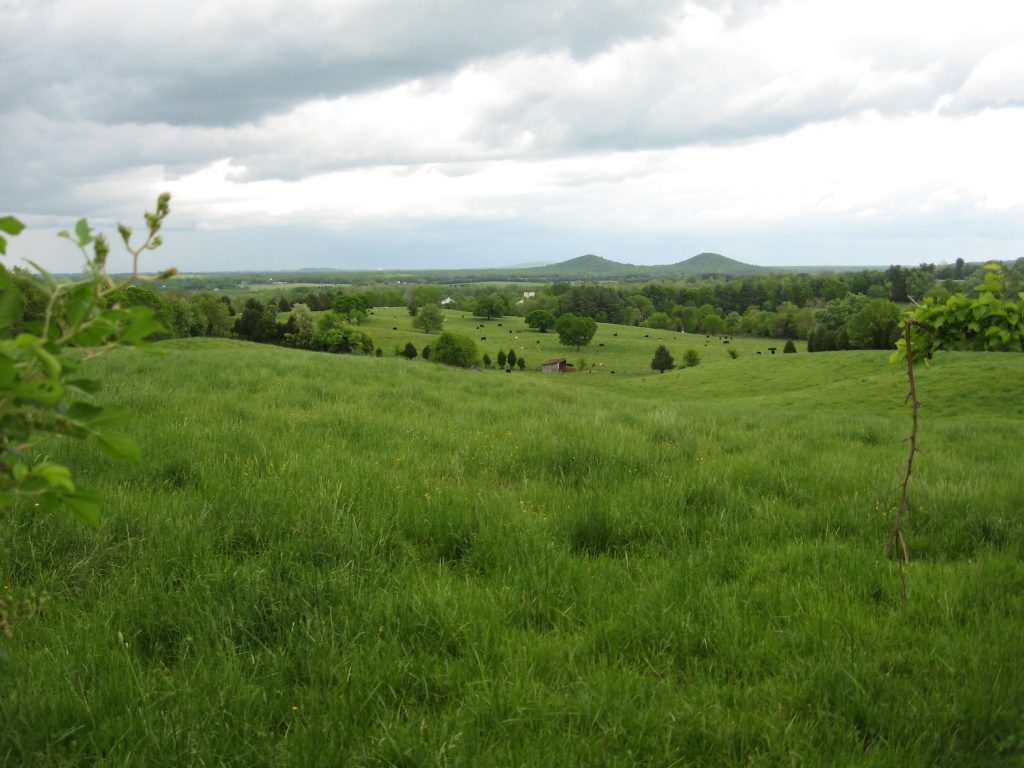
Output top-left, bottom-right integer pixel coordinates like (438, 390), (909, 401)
(2, 338), (1022, 766)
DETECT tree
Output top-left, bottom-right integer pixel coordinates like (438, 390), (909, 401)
(651, 345), (674, 373)
(473, 294), (508, 320)
(683, 349), (701, 368)
(783, 339), (797, 353)
(193, 293), (234, 337)
(554, 313), (597, 351)
(285, 303), (315, 348)
(411, 303), (443, 333)
(643, 312), (673, 331)
(526, 309), (556, 333)
(847, 298), (902, 349)
(236, 298), (282, 343)
(507, 349), (517, 368)
(0, 193), (174, 527)
(482, 352), (491, 368)
(411, 284), (444, 307)
(331, 293), (369, 323)
(422, 345), (431, 360)
(516, 357), (526, 370)
(496, 350), (507, 368)
(888, 262), (1024, 579)
(431, 332), (479, 368)
(402, 342), (418, 359)
(313, 313), (373, 354)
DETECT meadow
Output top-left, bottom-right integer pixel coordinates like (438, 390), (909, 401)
(1, 325), (1022, 766)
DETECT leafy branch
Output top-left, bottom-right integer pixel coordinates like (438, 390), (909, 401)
(0, 194), (175, 526)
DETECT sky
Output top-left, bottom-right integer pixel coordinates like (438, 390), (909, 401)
(2, 0), (1023, 274)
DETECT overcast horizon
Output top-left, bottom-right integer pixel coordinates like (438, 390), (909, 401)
(3, 0), (1023, 274)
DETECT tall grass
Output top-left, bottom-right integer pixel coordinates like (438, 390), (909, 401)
(1, 338), (1022, 766)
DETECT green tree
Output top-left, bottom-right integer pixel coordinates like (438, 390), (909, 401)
(431, 332), (479, 368)
(236, 298), (282, 343)
(422, 345), (431, 360)
(331, 294), (367, 322)
(888, 262), (1024, 570)
(516, 357), (526, 370)
(643, 311), (673, 331)
(0, 194), (173, 526)
(285, 303), (315, 348)
(482, 352), (491, 368)
(411, 284), (444, 307)
(702, 313), (725, 334)
(496, 350), (507, 368)
(411, 303), (444, 333)
(847, 298), (902, 349)
(554, 313), (598, 351)
(651, 345), (674, 373)
(783, 339), (797, 353)
(507, 349), (517, 368)
(682, 349), (701, 368)
(473, 294), (508, 319)
(525, 309), (556, 333)
(402, 342), (418, 359)
(194, 293), (234, 337)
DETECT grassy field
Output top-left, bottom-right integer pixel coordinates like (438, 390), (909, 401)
(307, 306), (797, 375)
(1, 334), (1022, 766)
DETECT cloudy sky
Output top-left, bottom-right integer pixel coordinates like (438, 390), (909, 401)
(2, 0), (1023, 273)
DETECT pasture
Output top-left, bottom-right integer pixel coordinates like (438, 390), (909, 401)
(306, 305), (796, 374)
(1, 335), (1022, 766)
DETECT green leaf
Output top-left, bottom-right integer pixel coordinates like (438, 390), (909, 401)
(32, 345), (62, 378)
(62, 490), (101, 528)
(97, 432), (141, 462)
(76, 403), (130, 430)
(0, 216), (25, 236)
(0, 286), (23, 328)
(66, 377), (101, 396)
(33, 462), (75, 492)
(74, 218), (93, 247)
(118, 306), (165, 343)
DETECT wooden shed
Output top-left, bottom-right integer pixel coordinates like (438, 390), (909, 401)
(542, 358), (568, 373)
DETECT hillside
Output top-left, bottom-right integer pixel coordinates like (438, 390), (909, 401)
(659, 252), (767, 277)
(3, 335), (1022, 766)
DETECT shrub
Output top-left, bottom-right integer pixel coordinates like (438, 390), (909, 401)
(651, 345), (674, 373)
(431, 332), (478, 368)
(683, 349), (701, 368)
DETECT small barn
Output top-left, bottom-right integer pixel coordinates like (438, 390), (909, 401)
(542, 358), (568, 373)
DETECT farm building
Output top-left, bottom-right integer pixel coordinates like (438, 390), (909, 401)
(542, 358), (568, 373)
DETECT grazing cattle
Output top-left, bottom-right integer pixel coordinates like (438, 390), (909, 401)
(480, 337), (486, 341)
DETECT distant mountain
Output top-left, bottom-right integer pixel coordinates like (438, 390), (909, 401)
(516, 252), (765, 280)
(655, 252), (767, 277)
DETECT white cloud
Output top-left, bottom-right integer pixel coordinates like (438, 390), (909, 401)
(3, 0), (1024, 270)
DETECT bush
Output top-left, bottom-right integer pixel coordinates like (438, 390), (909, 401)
(651, 345), (674, 373)
(431, 332), (478, 368)
(783, 339), (797, 353)
(683, 349), (701, 368)
(402, 342), (418, 359)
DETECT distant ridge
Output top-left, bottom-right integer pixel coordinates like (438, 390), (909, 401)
(517, 252), (766, 280)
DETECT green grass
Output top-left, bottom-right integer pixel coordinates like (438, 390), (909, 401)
(318, 305), (795, 375)
(2, 337), (1022, 766)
